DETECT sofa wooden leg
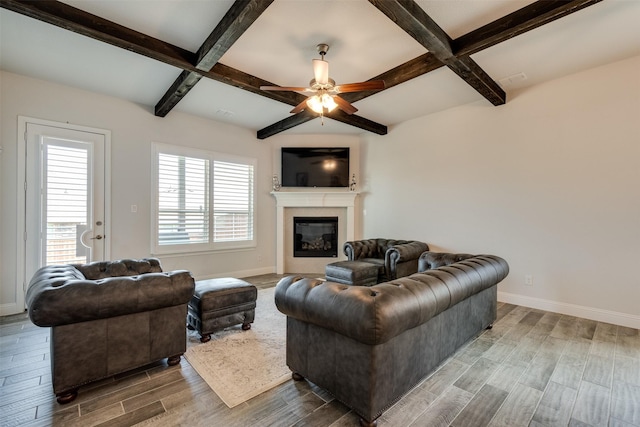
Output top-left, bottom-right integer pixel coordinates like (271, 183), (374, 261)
(200, 334), (211, 343)
(359, 418), (378, 427)
(56, 389), (78, 404)
(486, 323), (494, 330)
(292, 372), (304, 381)
(167, 355), (182, 366)
(242, 322), (251, 331)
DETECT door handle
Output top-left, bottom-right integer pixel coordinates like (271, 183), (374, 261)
(91, 235), (103, 240)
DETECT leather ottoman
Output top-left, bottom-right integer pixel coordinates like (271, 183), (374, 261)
(325, 260), (379, 286)
(187, 278), (257, 343)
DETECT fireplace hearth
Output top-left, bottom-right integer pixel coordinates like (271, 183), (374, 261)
(294, 216), (338, 258)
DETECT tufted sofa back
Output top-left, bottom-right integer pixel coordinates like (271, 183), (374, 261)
(276, 254), (509, 346)
(418, 251), (475, 271)
(26, 258), (194, 327)
(344, 238), (416, 260)
(74, 258), (162, 279)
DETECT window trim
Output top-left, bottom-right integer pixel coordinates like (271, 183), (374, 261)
(151, 142), (257, 255)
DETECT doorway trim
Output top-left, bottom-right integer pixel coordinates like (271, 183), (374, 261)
(14, 116), (111, 313)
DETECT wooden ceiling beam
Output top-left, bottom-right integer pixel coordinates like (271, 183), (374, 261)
(368, 0), (505, 106)
(257, 109), (388, 140)
(340, 52), (444, 104)
(155, 0), (274, 117)
(453, 0), (603, 57)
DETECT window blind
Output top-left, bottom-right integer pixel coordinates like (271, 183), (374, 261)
(157, 153), (209, 245)
(213, 161), (254, 242)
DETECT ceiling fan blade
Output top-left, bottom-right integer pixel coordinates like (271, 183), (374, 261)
(333, 95), (358, 115)
(334, 80), (385, 93)
(290, 98), (310, 114)
(312, 59), (329, 85)
(260, 85), (311, 92)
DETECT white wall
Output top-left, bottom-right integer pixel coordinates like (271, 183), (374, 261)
(3, 56), (639, 326)
(360, 55), (640, 328)
(0, 71), (283, 314)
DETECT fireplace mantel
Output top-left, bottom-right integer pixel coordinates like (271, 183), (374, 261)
(272, 191), (358, 274)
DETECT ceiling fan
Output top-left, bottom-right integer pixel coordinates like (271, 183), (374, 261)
(260, 44), (385, 117)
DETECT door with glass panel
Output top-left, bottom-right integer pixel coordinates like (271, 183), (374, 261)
(25, 122), (107, 283)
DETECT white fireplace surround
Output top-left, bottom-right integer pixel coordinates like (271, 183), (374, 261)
(271, 191), (358, 274)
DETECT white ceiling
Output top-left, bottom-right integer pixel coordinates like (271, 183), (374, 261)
(1, 0), (639, 137)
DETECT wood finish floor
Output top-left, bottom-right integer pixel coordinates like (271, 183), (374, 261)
(1, 273), (638, 427)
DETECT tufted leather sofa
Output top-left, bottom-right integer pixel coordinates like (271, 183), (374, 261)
(26, 258), (195, 403)
(343, 238), (429, 281)
(275, 253), (509, 426)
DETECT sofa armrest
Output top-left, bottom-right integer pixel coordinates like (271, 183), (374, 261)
(385, 241), (429, 279)
(26, 266), (195, 327)
(386, 241), (429, 263)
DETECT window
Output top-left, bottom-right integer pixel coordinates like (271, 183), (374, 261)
(152, 143), (256, 254)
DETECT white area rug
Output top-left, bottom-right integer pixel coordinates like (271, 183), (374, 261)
(184, 287), (290, 408)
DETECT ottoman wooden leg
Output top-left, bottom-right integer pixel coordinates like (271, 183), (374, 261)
(167, 355), (182, 366)
(242, 322), (251, 330)
(200, 333), (211, 343)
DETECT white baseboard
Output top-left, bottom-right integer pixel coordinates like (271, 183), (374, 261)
(0, 302), (25, 317)
(498, 291), (639, 329)
(196, 266), (276, 282)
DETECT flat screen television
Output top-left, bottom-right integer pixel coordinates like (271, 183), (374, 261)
(281, 147), (350, 188)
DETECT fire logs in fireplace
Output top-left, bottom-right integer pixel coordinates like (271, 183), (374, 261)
(293, 217), (338, 257)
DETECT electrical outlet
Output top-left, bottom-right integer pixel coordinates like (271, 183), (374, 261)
(257, 254), (263, 262)
(525, 275), (533, 286)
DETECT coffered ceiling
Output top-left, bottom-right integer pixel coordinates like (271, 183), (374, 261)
(1, 0), (639, 139)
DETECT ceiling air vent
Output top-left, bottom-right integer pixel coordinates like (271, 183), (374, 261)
(215, 109), (235, 117)
(498, 72), (527, 88)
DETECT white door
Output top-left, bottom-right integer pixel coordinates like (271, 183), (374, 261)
(24, 121), (109, 283)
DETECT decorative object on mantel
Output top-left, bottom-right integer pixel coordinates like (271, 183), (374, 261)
(272, 174), (281, 191)
(350, 174), (357, 192)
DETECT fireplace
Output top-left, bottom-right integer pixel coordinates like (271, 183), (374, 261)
(293, 216), (338, 257)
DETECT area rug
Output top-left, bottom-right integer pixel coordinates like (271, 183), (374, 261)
(184, 287), (290, 408)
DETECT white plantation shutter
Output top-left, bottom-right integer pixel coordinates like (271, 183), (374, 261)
(153, 144), (255, 253)
(213, 161), (254, 242)
(157, 153), (209, 245)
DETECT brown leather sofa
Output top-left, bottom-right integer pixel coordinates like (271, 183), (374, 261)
(25, 258), (195, 403)
(275, 253), (509, 426)
(343, 238), (429, 281)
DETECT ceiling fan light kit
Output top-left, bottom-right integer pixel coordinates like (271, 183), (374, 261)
(260, 43), (385, 121)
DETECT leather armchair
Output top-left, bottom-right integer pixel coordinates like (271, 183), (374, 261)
(26, 258), (195, 403)
(343, 238), (429, 280)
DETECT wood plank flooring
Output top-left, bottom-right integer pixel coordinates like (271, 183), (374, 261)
(1, 273), (638, 427)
